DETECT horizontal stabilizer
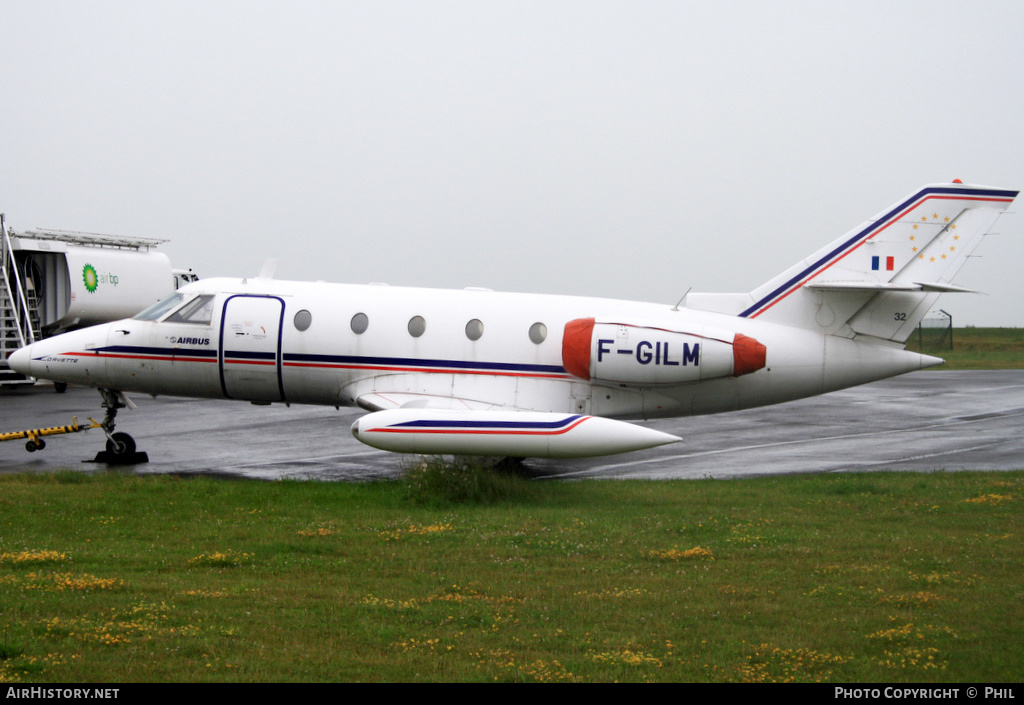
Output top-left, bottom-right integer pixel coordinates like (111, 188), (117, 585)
(912, 282), (982, 294)
(804, 281), (981, 294)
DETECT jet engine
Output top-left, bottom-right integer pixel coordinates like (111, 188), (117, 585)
(562, 317), (765, 385)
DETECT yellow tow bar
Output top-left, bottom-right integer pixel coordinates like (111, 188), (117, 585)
(0, 417), (104, 452)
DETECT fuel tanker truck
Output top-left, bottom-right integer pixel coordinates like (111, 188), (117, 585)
(1, 219), (197, 385)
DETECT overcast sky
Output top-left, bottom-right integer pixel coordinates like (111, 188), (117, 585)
(3, 1), (1023, 326)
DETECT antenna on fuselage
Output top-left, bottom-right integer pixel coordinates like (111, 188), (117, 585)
(257, 259), (279, 280)
(671, 287), (692, 311)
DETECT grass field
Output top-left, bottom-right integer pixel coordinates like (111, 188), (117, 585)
(0, 465), (1020, 683)
(905, 327), (1024, 369)
(1, 328), (1019, 682)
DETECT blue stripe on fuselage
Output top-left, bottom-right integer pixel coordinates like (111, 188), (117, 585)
(69, 346), (568, 377)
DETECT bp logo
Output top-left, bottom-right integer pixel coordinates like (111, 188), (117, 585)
(82, 264), (99, 293)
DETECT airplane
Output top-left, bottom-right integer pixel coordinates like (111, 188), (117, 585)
(6, 181), (1018, 462)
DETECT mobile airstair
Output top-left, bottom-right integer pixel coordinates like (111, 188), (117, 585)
(1, 214), (39, 385)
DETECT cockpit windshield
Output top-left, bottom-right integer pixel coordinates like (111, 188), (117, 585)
(133, 294), (185, 321)
(165, 295), (215, 325)
(132, 293), (216, 324)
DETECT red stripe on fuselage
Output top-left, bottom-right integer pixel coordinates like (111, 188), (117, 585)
(53, 352), (570, 379)
(281, 361), (569, 379)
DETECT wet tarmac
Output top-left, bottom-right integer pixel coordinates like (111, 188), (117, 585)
(1, 370), (1021, 481)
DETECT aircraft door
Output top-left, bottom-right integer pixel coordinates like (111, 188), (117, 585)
(219, 295), (285, 402)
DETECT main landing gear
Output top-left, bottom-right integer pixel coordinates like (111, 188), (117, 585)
(92, 388), (148, 465)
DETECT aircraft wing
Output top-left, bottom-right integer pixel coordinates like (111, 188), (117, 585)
(356, 391), (500, 413)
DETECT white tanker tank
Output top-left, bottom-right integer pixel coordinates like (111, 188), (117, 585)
(8, 229), (197, 336)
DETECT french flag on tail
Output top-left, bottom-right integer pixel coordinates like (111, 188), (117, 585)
(871, 255), (895, 271)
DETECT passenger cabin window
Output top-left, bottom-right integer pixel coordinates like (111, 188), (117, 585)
(529, 322), (548, 344)
(164, 295), (216, 325)
(408, 315), (426, 338)
(133, 294), (185, 321)
(294, 310), (312, 332)
(465, 319), (484, 341)
(351, 312), (369, 335)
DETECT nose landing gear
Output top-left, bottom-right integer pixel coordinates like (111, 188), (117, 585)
(92, 389), (148, 465)
(1, 389), (148, 464)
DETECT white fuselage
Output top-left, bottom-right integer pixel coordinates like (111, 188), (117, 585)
(10, 276), (936, 421)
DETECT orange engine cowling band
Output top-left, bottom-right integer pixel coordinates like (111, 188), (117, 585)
(732, 333), (767, 377)
(561, 317), (595, 380)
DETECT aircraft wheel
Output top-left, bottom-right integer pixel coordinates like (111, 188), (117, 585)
(54, 382), (68, 394)
(105, 432), (136, 457)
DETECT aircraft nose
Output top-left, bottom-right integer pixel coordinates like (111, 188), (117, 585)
(7, 344), (33, 376)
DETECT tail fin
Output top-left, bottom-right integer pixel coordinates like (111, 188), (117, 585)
(695, 182), (1017, 343)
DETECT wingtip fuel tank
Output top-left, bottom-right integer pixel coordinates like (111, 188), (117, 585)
(351, 408), (681, 458)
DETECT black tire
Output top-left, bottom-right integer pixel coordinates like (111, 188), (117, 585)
(105, 432), (136, 456)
